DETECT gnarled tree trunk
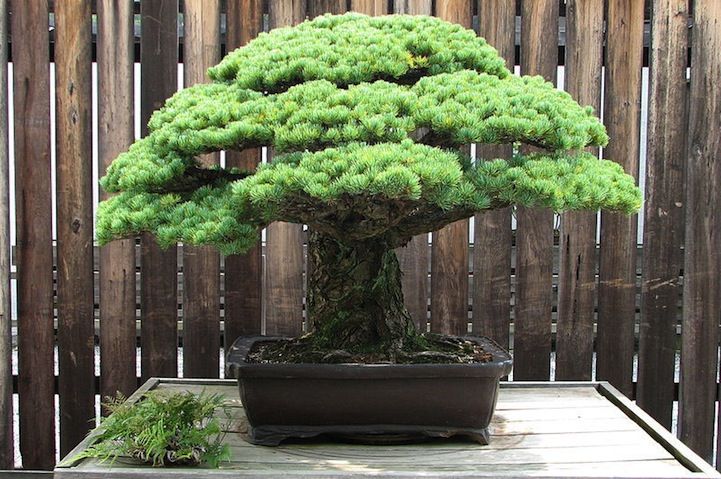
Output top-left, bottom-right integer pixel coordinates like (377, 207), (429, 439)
(306, 230), (419, 355)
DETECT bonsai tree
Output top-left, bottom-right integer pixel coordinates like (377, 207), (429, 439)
(97, 13), (640, 362)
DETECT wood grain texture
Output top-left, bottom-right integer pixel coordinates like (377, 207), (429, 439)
(597, 0), (643, 398)
(140, 0), (179, 380)
(223, 0), (264, 350)
(11, 0), (55, 469)
(57, 381), (714, 478)
(513, 0), (557, 381)
(98, 0), (137, 402)
(637, 0), (688, 430)
(473, 0), (515, 348)
(393, 0), (432, 333)
(0, 0), (11, 469)
(55, 0), (95, 455)
(393, 0), (432, 14)
(307, 0), (347, 18)
(679, 0), (721, 464)
(555, 0), (603, 381)
(429, 0), (471, 337)
(182, 0), (221, 378)
(264, 0), (306, 338)
(350, 0), (387, 14)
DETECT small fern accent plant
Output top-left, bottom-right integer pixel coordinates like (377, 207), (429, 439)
(72, 391), (231, 467)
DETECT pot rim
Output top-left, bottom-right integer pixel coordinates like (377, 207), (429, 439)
(226, 335), (513, 380)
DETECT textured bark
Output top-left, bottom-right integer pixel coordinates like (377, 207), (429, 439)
(306, 231), (418, 354)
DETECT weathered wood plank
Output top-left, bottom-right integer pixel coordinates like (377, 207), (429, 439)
(350, 0), (386, 14)
(636, 0), (688, 431)
(11, 0), (56, 469)
(596, 0), (644, 398)
(55, 0), (96, 455)
(512, 0), (558, 381)
(473, 0), (515, 348)
(0, 0), (11, 469)
(555, 0), (603, 381)
(429, 0), (471, 337)
(679, 0), (721, 464)
(97, 0), (138, 401)
(393, 1), (431, 332)
(393, 0), (431, 14)
(140, 0), (179, 380)
(182, 0), (221, 378)
(264, 0), (306, 338)
(307, 0), (346, 18)
(223, 0), (263, 350)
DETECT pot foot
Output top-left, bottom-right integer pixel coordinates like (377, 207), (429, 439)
(246, 424), (490, 446)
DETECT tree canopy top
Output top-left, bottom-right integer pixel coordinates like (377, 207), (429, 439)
(96, 13), (641, 255)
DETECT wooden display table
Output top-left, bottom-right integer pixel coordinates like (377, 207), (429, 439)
(55, 379), (720, 478)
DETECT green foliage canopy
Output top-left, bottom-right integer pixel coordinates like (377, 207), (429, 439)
(97, 13), (641, 255)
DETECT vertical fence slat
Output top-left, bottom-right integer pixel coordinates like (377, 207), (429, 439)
(98, 0), (137, 403)
(307, 0), (347, 18)
(680, 0), (721, 463)
(55, 0), (95, 455)
(597, 0), (643, 398)
(430, 0), (471, 337)
(513, 0), (557, 380)
(140, 0), (179, 380)
(182, 0), (221, 378)
(264, 0), (306, 337)
(473, 0), (515, 348)
(637, 0), (688, 429)
(350, 0), (387, 14)
(393, 0), (432, 14)
(555, 0), (603, 381)
(11, 0), (55, 469)
(0, 0), (11, 469)
(393, 0), (431, 332)
(224, 0), (264, 350)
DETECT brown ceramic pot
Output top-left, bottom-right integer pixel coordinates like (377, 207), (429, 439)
(226, 335), (512, 446)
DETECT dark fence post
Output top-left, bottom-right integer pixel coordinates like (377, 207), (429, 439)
(11, 0), (55, 469)
(223, 0), (264, 359)
(637, 0), (689, 430)
(264, 2), (307, 338)
(597, 0), (644, 398)
(679, 0), (721, 464)
(182, 0), (222, 378)
(140, 0), (179, 381)
(430, 0), (472, 337)
(0, 0), (11, 469)
(473, 0), (515, 349)
(55, 0), (95, 456)
(555, 0), (604, 381)
(513, 0), (558, 381)
(98, 0), (137, 403)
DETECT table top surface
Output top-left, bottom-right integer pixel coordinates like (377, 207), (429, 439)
(56, 379), (720, 478)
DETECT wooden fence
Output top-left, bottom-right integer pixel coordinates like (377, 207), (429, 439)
(0, 0), (719, 472)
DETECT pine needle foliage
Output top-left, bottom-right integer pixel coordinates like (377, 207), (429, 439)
(96, 12), (641, 255)
(71, 391), (231, 468)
